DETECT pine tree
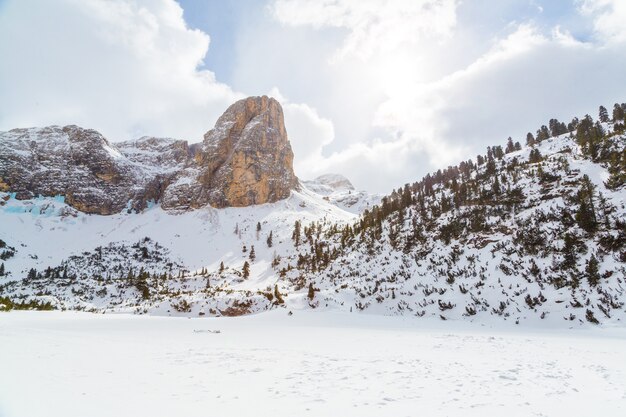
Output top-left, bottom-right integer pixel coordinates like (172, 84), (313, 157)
(529, 149), (542, 163)
(307, 282), (315, 301)
(613, 103), (625, 122)
(242, 261), (250, 279)
(505, 137), (515, 154)
(249, 245), (256, 261)
(256, 222), (262, 232)
(575, 176), (597, 233)
(266, 231), (273, 248)
(27, 268), (37, 280)
(0, 262), (4, 276)
(526, 132), (536, 147)
(599, 105), (609, 123)
(562, 233), (576, 270)
(485, 158), (496, 176)
(536, 125), (550, 141)
(219, 261), (225, 274)
(576, 199), (597, 233)
(586, 255), (600, 286)
(292, 220), (301, 246)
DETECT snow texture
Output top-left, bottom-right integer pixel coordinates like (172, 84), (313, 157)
(0, 311), (625, 417)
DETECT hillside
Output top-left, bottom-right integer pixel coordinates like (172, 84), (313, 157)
(1, 104), (625, 326)
(283, 111), (626, 326)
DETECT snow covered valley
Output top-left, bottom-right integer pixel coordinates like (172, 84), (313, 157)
(1, 310), (625, 417)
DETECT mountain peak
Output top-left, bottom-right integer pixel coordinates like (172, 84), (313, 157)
(162, 95), (298, 209)
(312, 174), (355, 191)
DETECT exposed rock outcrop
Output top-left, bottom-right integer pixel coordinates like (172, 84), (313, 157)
(162, 96), (297, 209)
(0, 96), (299, 214)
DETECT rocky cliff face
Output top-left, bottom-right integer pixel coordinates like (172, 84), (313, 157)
(162, 96), (298, 209)
(0, 96), (298, 214)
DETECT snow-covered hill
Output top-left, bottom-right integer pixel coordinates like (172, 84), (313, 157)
(302, 173), (381, 214)
(1, 112), (625, 326)
(0, 186), (356, 315)
(283, 128), (626, 326)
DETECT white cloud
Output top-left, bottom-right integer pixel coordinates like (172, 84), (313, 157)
(2, 0), (626, 195)
(262, 2), (626, 192)
(0, 0), (239, 141)
(268, 88), (336, 179)
(579, 0), (626, 43)
(272, 0), (458, 60)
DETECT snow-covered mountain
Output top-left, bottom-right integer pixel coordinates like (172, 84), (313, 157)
(0, 96), (297, 214)
(1, 102), (625, 326)
(302, 174), (381, 214)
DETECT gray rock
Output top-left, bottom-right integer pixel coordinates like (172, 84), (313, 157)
(0, 96), (298, 214)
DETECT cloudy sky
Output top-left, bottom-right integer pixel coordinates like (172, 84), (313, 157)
(1, 0), (625, 193)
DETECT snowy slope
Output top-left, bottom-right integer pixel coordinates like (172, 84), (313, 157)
(0, 187), (357, 314)
(283, 131), (626, 326)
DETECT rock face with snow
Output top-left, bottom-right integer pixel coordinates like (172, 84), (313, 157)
(0, 125), (162, 215)
(302, 173), (381, 214)
(162, 95), (298, 209)
(310, 174), (355, 192)
(0, 96), (298, 214)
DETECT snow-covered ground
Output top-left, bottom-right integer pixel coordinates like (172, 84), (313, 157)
(1, 311), (625, 417)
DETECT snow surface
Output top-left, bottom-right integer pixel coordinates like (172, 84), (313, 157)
(0, 188), (354, 278)
(1, 310), (625, 417)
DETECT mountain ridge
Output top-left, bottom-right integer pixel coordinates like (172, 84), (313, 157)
(1, 102), (625, 326)
(0, 96), (298, 214)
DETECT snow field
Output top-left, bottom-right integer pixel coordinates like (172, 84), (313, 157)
(1, 311), (625, 417)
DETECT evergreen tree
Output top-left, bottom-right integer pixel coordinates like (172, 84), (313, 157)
(575, 176), (597, 233)
(586, 255), (600, 286)
(562, 233), (576, 270)
(485, 158), (496, 176)
(529, 149), (542, 163)
(266, 231), (273, 248)
(613, 103), (625, 122)
(292, 220), (301, 246)
(526, 132), (536, 147)
(242, 261), (250, 279)
(249, 245), (256, 261)
(256, 222), (262, 232)
(599, 105), (609, 123)
(27, 268), (37, 280)
(307, 282), (315, 301)
(0, 262), (4, 276)
(219, 261), (225, 274)
(505, 137), (515, 153)
(536, 125), (550, 141)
